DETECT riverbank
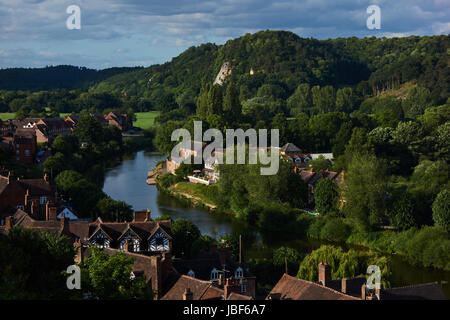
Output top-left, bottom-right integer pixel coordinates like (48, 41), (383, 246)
(157, 174), (450, 273)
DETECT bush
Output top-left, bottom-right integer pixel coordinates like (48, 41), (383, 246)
(157, 173), (181, 189)
(320, 218), (351, 242)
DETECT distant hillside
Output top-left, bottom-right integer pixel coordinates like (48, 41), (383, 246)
(0, 65), (143, 91)
(91, 31), (449, 104)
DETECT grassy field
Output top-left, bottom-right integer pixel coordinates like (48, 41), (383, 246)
(134, 111), (160, 129)
(0, 111), (160, 129)
(0, 113), (16, 120)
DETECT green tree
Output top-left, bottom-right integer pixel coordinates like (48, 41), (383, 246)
(432, 189), (450, 231)
(287, 83), (312, 116)
(309, 155), (333, 171)
(343, 154), (388, 230)
(223, 82), (242, 125)
(389, 192), (417, 230)
(273, 247), (302, 275)
(73, 115), (104, 146)
(335, 87), (357, 113)
(314, 178), (339, 215)
(52, 134), (80, 154)
(81, 247), (152, 299)
(0, 227), (75, 299)
(96, 198), (133, 222)
(297, 245), (391, 288)
(171, 218), (201, 258)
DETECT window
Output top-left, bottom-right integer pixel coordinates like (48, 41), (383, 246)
(40, 196), (47, 205)
(210, 268), (219, 281)
(235, 267), (243, 279)
(25, 150), (30, 156)
(187, 269), (195, 278)
(295, 157), (302, 163)
(133, 239), (140, 252)
(240, 284), (247, 293)
(304, 157), (310, 163)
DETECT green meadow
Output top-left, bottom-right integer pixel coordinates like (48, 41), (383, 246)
(0, 111), (160, 129)
(133, 111), (160, 129)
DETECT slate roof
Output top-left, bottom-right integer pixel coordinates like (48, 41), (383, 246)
(88, 220), (172, 243)
(281, 143), (302, 153)
(267, 274), (360, 300)
(382, 282), (447, 300)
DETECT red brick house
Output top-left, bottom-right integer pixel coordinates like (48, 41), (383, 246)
(0, 171), (54, 220)
(13, 129), (37, 164)
(104, 111), (130, 131)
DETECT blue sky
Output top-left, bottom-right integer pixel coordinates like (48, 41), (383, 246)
(0, 0), (449, 69)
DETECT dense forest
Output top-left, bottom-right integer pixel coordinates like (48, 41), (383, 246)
(0, 65), (142, 91)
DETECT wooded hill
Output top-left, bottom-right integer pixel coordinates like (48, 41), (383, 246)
(90, 31), (449, 105)
(0, 65), (143, 91)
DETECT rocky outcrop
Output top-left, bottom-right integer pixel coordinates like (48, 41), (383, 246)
(214, 62), (233, 85)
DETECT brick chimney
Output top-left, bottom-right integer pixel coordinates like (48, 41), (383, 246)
(30, 200), (39, 219)
(183, 288), (193, 300)
(60, 213), (69, 232)
(24, 189), (30, 206)
(341, 278), (348, 294)
(224, 278), (239, 299)
(46, 202), (57, 221)
(133, 209), (151, 222)
(4, 216), (12, 231)
(151, 255), (162, 299)
(74, 239), (84, 264)
(318, 262), (331, 287)
(218, 273), (224, 287)
(361, 283), (366, 300)
(7, 171), (15, 184)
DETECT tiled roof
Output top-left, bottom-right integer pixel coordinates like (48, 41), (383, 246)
(267, 274), (360, 300)
(382, 282), (447, 300)
(161, 275), (213, 300)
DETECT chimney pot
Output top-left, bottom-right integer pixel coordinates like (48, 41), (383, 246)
(361, 284), (367, 300)
(183, 287), (193, 300)
(341, 278), (348, 294)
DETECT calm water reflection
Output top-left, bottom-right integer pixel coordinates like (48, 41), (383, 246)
(102, 151), (450, 297)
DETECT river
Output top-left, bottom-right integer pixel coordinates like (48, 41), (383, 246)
(102, 151), (450, 297)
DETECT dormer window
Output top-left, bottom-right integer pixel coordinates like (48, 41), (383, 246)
(235, 267), (243, 279)
(210, 268), (219, 281)
(295, 157), (302, 163)
(304, 157), (310, 163)
(187, 269), (195, 278)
